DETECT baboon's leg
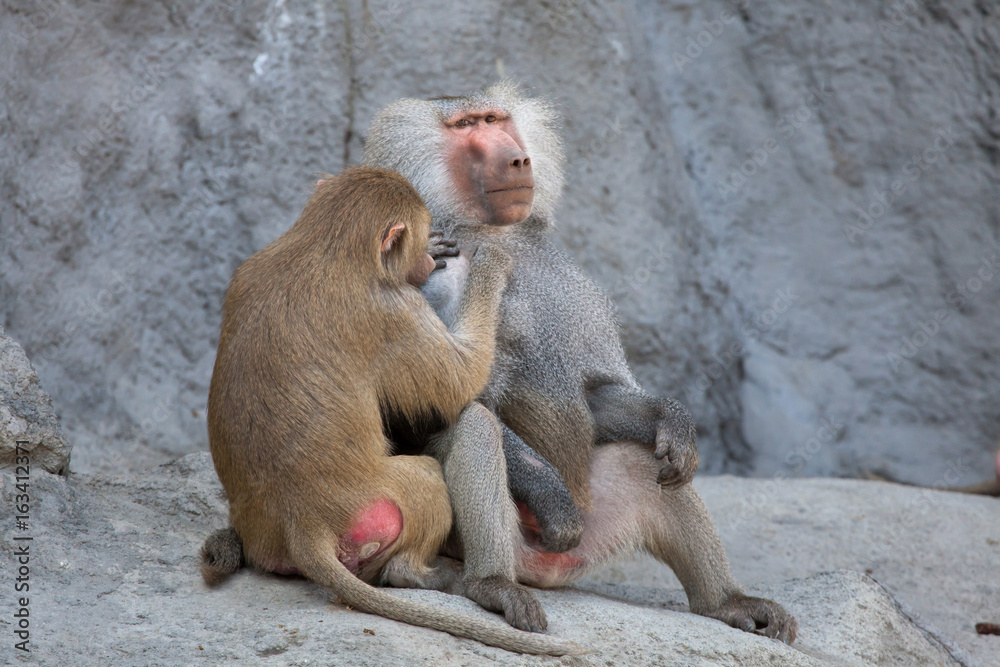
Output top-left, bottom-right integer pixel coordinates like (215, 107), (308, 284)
(431, 402), (549, 632)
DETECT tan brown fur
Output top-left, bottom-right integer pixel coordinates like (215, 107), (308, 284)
(205, 166), (581, 655)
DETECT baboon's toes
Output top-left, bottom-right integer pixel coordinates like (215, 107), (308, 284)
(465, 576), (548, 632)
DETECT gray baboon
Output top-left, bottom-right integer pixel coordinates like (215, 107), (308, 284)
(363, 81), (798, 643)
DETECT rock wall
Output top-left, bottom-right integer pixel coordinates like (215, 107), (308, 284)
(1, 0), (997, 480)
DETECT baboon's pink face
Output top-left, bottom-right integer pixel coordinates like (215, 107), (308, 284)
(443, 108), (534, 226)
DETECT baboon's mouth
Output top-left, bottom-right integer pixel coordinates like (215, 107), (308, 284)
(487, 185), (534, 194)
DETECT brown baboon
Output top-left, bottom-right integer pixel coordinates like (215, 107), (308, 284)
(364, 82), (798, 643)
(203, 166), (581, 655)
(865, 447), (1000, 497)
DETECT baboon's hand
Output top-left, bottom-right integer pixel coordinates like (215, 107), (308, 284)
(465, 575), (547, 633)
(653, 398), (699, 488)
(704, 593), (798, 644)
(537, 507), (585, 553)
(428, 233), (460, 270)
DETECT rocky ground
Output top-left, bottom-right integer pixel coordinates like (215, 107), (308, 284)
(1, 453), (995, 666)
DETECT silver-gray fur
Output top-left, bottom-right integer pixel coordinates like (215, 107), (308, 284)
(363, 81), (797, 644)
(428, 403), (552, 632)
(365, 80), (565, 233)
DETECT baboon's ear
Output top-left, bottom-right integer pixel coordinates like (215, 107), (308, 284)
(316, 179), (328, 186)
(381, 222), (406, 253)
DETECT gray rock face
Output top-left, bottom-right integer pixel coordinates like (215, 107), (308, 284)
(1, 1), (998, 483)
(0, 326), (70, 474)
(0, 452), (979, 666)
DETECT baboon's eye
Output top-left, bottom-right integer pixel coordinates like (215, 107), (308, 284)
(485, 114), (497, 123)
(454, 118), (473, 128)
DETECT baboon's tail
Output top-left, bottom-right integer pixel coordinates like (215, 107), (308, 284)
(862, 448), (1000, 497)
(200, 526), (245, 586)
(288, 530), (587, 656)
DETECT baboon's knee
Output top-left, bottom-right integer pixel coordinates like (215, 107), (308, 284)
(455, 402), (502, 446)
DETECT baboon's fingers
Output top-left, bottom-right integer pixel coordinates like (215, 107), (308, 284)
(429, 235), (458, 247)
(653, 427), (677, 462)
(427, 234), (460, 258)
(775, 619), (798, 644)
(732, 614), (756, 633)
(754, 603), (798, 645)
(656, 465), (685, 489)
(654, 399), (697, 452)
(654, 425), (699, 487)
